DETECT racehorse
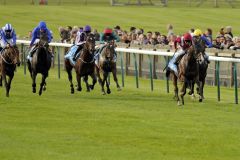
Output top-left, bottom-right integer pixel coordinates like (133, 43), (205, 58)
(0, 45), (20, 97)
(65, 33), (97, 94)
(192, 36), (208, 101)
(95, 41), (121, 95)
(169, 43), (201, 105)
(27, 32), (52, 96)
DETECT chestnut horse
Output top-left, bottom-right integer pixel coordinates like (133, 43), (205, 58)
(65, 33), (97, 94)
(169, 44), (201, 105)
(0, 45), (20, 97)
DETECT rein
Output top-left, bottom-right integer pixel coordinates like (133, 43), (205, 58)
(0, 47), (17, 65)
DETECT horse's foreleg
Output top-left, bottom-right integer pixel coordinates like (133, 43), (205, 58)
(104, 72), (111, 94)
(96, 68), (105, 95)
(2, 74), (9, 97)
(67, 68), (74, 94)
(199, 81), (203, 102)
(89, 73), (97, 90)
(39, 74), (46, 96)
(76, 73), (82, 91)
(112, 66), (121, 91)
(0, 75), (2, 87)
(6, 75), (13, 97)
(83, 75), (90, 92)
(180, 81), (187, 105)
(173, 74), (179, 103)
(32, 73), (36, 93)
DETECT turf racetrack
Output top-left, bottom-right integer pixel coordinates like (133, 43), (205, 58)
(0, 67), (240, 160)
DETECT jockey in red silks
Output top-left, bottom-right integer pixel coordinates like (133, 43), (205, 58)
(166, 32), (193, 77)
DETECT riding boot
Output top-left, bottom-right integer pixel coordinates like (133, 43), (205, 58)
(174, 53), (185, 65)
(204, 54), (210, 64)
(166, 67), (171, 78)
(73, 44), (84, 61)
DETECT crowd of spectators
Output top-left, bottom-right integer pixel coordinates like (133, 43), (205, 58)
(57, 24), (240, 50)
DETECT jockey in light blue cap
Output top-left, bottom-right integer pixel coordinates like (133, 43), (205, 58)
(28, 21), (52, 61)
(0, 23), (17, 52)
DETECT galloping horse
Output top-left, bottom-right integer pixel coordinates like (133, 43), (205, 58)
(65, 33), (96, 94)
(192, 36), (208, 101)
(0, 45), (20, 97)
(170, 43), (200, 105)
(95, 41), (121, 95)
(27, 32), (52, 95)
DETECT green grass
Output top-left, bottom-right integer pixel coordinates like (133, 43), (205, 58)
(0, 4), (240, 39)
(0, 67), (240, 160)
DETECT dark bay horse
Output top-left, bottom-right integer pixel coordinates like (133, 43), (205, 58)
(27, 33), (52, 95)
(65, 33), (97, 94)
(170, 44), (200, 105)
(0, 45), (20, 97)
(95, 41), (121, 95)
(192, 36), (208, 101)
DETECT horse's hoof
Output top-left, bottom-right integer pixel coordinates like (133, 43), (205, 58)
(102, 92), (106, 95)
(43, 87), (46, 91)
(177, 101), (181, 106)
(39, 91), (42, 96)
(86, 89), (90, 92)
(191, 94), (195, 99)
(0, 84), (2, 87)
(71, 89), (74, 94)
(77, 87), (82, 91)
(89, 85), (94, 90)
(117, 87), (121, 91)
(107, 90), (111, 94)
(33, 89), (36, 93)
(199, 99), (203, 102)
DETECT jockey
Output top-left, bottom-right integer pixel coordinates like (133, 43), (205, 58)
(166, 32), (193, 77)
(28, 21), (52, 61)
(0, 23), (17, 52)
(192, 29), (211, 63)
(96, 27), (120, 61)
(72, 25), (92, 61)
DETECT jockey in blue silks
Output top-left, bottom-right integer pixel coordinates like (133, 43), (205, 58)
(64, 25), (92, 65)
(27, 21), (52, 61)
(0, 23), (17, 52)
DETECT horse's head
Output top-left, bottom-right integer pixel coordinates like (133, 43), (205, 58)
(192, 36), (206, 63)
(2, 45), (20, 66)
(38, 30), (49, 48)
(102, 41), (115, 62)
(84, 33), (96, 54)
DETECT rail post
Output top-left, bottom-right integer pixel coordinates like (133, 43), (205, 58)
(148, 55), (153, 91)
(133, 53), (139, 88)
(120, 52), (124, 87)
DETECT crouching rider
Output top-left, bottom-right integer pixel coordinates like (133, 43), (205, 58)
(166, 32), (193, 77)
(0, 23), (17, 53)
(95, 28), (120, 62)
(27, 21), (52, 62)
(64, 25), (92, 65)
(192, 29), (212, 64)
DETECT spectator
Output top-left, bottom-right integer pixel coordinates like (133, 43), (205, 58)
(130, 26), (136, 34)
(204, 28), (213, 42)
(93, 29), (100, 41)
(189, 28), (194, 37)
(225, 26), (233, 38)
(230, 37), (240, 50)
(167, 24), (174, 37)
